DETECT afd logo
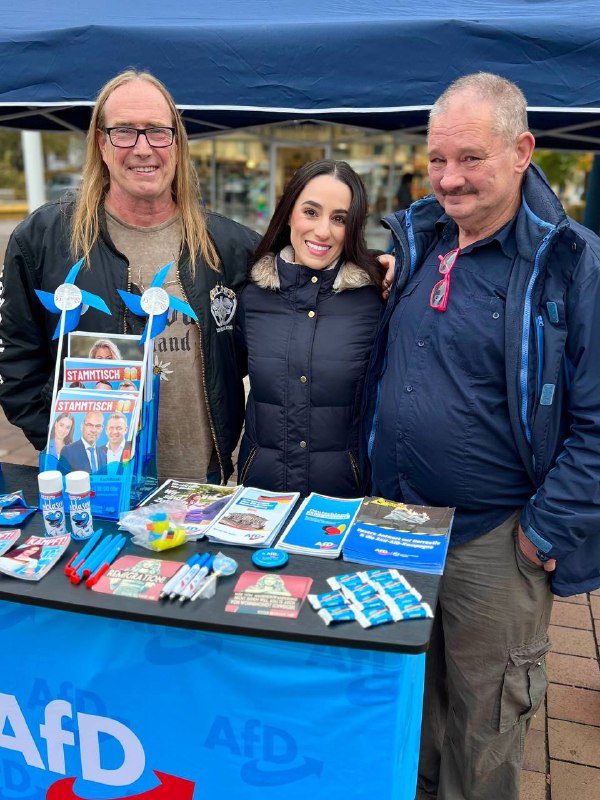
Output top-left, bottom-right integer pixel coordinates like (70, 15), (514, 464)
(0, 692), (196, 798)
(205, 716), (323, 787)
(0, 692), (144, 786)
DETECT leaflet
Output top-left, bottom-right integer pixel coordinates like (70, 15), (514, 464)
(48, 389), (137, 474)
(68, 331), (143, 362)
(343, 497), (454, 575)
(139, 479), (240, 539)
(0, 529), (21, 556)
(92, 555), (184, 601)
(225, 571), (313, 618)
(0, 534), (70, 580)
(205, 487), (300, 547)
(277, 493), (362, 557)
(63, 357), (142, 392)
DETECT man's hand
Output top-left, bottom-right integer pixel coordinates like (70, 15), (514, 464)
(518, 525), (556, 572)
(377, 253), (395, 300)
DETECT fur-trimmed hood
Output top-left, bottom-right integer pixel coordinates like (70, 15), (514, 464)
(250, 246), (374, 292)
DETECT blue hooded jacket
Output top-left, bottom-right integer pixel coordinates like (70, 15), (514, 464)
(362, 164), (600, 597)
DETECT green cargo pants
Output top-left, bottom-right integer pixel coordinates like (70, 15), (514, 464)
(417, 510), (553, 800)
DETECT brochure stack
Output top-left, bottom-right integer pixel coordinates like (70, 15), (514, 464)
(39, 332), (159, 519)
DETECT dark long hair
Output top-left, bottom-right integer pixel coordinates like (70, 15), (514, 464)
(254, 159), (382, 287)
(49, 412), (75, 447)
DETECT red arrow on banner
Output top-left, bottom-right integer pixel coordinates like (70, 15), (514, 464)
(46, 771), (195, 800)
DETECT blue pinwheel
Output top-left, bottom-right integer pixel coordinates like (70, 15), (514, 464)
(35, 258), (111, 339)
(117, 261), (198, 344)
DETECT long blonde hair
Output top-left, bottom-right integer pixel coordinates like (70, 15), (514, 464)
(70, 69), (219, 274)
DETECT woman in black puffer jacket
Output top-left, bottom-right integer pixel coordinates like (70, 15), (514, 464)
(236, 160), (383, 498)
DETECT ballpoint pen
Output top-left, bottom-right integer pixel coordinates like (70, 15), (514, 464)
(70, 534), (115, 584)
(168, 554), (211, 601)
(86, 536), (127, 587)
(179, 555), (215, 603)
(65, 528), (103, 576)
(159, 553), (202, 600)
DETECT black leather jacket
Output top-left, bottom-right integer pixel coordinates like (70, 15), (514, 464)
(0, 198), (259, 481)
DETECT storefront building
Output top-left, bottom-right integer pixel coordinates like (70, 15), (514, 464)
(189, 122), (429, 251)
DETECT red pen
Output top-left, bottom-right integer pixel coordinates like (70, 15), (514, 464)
(64, 552), (79, 576)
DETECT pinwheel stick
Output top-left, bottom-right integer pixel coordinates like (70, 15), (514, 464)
(128, 307), (155, 462)
(46, 310), (67, 454)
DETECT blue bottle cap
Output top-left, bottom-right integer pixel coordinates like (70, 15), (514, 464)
(252, 548), (289, 569)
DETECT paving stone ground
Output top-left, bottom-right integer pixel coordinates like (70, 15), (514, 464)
(1, 219), (598, 799)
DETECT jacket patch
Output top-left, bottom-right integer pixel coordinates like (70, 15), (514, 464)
(210, 283), (237, 331)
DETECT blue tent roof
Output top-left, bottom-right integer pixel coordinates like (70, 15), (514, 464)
(1, 1), (599, 148)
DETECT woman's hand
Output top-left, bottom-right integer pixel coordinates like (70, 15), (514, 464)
(377, 253), (395, 300)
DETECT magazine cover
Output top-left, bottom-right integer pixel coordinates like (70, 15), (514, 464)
(343, 498), (454, 575)
(206, 487), (300, 547)
(0, 529), (21, 556)
(68, 332), (143, 362)
(91, 555), (184, 601)
(0, 534), (70, 580)
(63, 357), (142, 392)
(49, 389), (136, 474)
(277, 493), (362, 557)
(225, 571), (313, 618)
(139, 479), (239, 538)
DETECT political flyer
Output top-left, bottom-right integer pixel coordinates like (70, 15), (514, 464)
(0, 534), (70, 580)
(277, 493), (362, 557)
(48, 389), (137, 474)
(225, 571), (313, 618)
(67, 331), (143, 361)
(343, 497), (455, 574)
(63, 357), (142, 392)
(205, 487), (300, 547)
(0, 529), (21, 556)
(92, 555), (184, 601)
(139, 479), (240, 539)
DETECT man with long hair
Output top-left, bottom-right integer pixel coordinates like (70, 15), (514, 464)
(0, 70), (258, 482)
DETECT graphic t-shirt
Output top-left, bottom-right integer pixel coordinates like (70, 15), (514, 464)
(107, 211), (216, 481)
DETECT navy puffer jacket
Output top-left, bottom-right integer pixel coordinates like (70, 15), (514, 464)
(236, 247), (383, 497)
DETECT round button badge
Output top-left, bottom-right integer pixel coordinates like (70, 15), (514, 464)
(252, 548), (289, 569)
(54, 283), (82, 311)
(141, 286), (170, 315)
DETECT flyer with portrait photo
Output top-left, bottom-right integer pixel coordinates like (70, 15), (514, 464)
(48, 389), (137, 474)
(0, 534), (70, 580)
(225, 570), (313, 618)
(68, 331), (143, 362)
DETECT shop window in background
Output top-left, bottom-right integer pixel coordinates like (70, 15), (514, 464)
(215, 137), (270, 233)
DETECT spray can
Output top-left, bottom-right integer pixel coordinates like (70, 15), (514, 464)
(65, 471), (95, 540)
(37, 470), (67, 537)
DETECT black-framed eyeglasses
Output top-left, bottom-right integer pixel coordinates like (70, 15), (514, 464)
(104, 127), (176, 148)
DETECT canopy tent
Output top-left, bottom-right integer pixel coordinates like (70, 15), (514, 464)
(1, 1), (600, 149)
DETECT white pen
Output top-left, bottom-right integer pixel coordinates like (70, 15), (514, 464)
(160, 554), (202, 600)
(168, 553), (211, 600)
(179, 556), (215, 603)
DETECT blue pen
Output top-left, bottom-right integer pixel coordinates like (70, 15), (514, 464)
(86, 536), (126, 587)
(70, 528), (104, 572)
(71, 534), (113, 583)
(75, 534), (115, 581)
(180, 555), (215, 603)
(169, 553), (211, 601)
(160, 553), (202, 599)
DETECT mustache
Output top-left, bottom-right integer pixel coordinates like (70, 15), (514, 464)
(441, 188), (478, 197)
